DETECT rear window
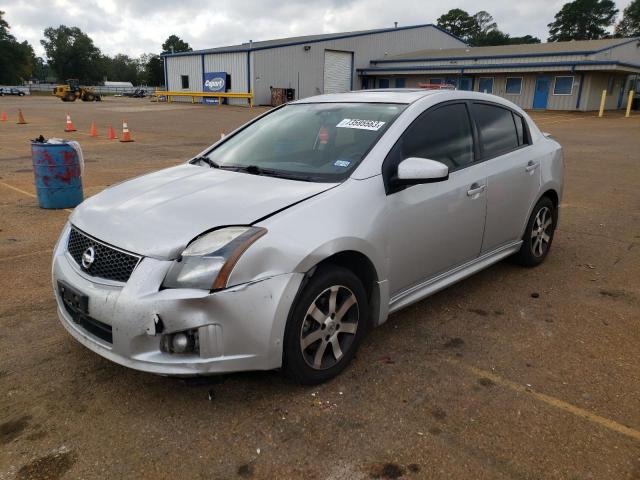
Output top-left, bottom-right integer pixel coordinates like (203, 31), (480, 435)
(473, 103), (519, 158)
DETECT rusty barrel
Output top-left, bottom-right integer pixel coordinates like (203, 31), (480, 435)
(31, 141), (83, 209)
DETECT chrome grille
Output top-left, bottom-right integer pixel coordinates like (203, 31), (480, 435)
(67, 227), (141, 283)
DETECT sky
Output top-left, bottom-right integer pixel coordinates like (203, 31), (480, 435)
(3, 0), (635, 59)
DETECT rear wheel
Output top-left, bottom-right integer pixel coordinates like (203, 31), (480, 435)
(283, 266), (368, 384)
(512, 197), (556, 267)
(63, 92), (76, 102)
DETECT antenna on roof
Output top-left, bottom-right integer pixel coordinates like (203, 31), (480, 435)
(394, 22), (398, 28)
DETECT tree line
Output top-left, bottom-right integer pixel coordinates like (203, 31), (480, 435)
(1, 0), (640, 86)
(437, 0), (640, 45)
(1, 10), (193, 86)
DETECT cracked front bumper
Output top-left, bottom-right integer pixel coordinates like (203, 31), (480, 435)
(52, 226), (304, 376)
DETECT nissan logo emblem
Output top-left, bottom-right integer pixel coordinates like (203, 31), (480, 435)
(81, 246), (95, 270)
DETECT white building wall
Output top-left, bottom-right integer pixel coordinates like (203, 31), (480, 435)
(203, 52), (248, 105)
(251, 26), (464, 104)
(166, 55), (203, 102)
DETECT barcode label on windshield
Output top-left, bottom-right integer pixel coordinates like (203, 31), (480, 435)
(336, 118), (386, 131)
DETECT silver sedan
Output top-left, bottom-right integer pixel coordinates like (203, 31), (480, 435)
(52, 89), (564, 384)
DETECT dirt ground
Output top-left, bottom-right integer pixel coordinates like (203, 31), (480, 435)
(0, 96), (638, 480)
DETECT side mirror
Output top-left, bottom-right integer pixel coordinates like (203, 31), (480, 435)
(395, 157), (449, 185)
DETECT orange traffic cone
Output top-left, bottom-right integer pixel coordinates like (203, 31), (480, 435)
(1, 111), (7, 122)
(89, 122), (98, 137)
(17, 109), (27, 124)
(107, 125), (117, 140)
(119, 120), (134, 142)
(65, 114), (76, 132)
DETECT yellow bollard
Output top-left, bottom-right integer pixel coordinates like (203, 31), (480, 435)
(626, 90), (634, 118)
(598, 89), (607, 117)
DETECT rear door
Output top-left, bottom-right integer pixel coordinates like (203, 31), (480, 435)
(323, 50), (353, 94)
(471, 102), (541, 253)
(384, 102), (487, 295)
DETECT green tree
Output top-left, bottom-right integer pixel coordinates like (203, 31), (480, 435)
(40, 25), (102, 82)
(102, 53), (140, 83)
(472, 11), (498, 38)
(161, 35), (192, 54)
(0, 10), (35, 83)
(437, 9), (477, 42)
(547, 0), (618, 41)
(438, 9), (541, 46)
(616, 0), (640, 37)
(139, 53), (164, 86)
(509, 35), (542, 44)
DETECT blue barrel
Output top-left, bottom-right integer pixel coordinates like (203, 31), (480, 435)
(31, 141), (83, 209)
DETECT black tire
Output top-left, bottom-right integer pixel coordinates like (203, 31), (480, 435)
(63, 93), (75, 102)
(283, 266), (368, 385)
(512, 196), (557, 267)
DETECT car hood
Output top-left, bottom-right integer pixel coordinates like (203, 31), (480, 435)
(70, 164), (337, 259)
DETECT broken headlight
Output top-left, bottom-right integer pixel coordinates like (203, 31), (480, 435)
(161, 226), (267, 291)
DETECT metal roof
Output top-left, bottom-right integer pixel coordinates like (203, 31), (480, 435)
(162, 24), (461, 57)
(372, 37), (640, 63)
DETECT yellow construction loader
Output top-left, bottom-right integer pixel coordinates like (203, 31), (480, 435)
(53, 79), (101, 102)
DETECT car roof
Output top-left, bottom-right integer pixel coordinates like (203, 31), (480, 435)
(292, 88), (522, 105)
(292, 89), (448, 104)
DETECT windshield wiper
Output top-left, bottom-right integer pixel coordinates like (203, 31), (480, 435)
(231, 164), (314, 182)
(190, 156), (220, 169)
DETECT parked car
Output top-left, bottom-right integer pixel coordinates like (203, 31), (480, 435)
(123, 88), (145, 98)
(52, 89), (564, 384)
(3, 88), (26, 96)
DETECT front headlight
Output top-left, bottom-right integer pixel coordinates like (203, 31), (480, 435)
(161, 226), (267, 291)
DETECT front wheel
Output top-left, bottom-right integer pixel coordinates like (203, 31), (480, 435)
(512, 197), (557, 267)
(283, 266), (368, 384)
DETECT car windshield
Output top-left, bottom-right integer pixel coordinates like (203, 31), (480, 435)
(202, 102), (406, 182)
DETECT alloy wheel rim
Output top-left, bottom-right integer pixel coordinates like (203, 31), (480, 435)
(300, 285), (359, 370)
(531, 206), (553, 257)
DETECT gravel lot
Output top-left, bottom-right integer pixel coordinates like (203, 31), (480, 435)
(0, 96), (639, 479)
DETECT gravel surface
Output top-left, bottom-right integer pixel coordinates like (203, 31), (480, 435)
(0, 97), (639, 479)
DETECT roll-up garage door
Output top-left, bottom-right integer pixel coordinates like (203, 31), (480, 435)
(323, 50), (352, 94)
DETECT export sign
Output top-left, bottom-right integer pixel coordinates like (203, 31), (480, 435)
(203, 72), (227, 104)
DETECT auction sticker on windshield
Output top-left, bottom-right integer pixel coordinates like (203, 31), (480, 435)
(336, 118), (386, 131)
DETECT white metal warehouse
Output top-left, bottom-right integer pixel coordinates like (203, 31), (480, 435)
(357, 37), (640, 111)
(163, 27), (639, 111)
(162, 24), (465, 105)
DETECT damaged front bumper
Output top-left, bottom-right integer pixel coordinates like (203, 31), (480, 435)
(52, 226), (304, 376)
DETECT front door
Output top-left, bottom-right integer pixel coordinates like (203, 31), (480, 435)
(533, 76), (551, 109)
(384, 103), (487, 295)
(459, 77), (473, 91)
(478, 77), (494, 93)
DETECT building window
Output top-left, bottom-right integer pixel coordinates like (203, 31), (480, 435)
(553, 76), (574, 95)
(478, 77), (494, 94)
(429, 78), (443, 85)
(181, 75), (189, 89)
(505, 77), (523, 95)
(395, 78), (406, 88)
(379, 78), (389, 88)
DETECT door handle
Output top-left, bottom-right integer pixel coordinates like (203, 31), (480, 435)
(467, 183), (486, 197)
(525, 161), (539, 172)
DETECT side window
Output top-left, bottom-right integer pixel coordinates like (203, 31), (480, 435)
(512, 112), (529, 146)
(472, 103), (519, 158)
(396, 103), (474, 172)
(181, 75), (189, 89)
